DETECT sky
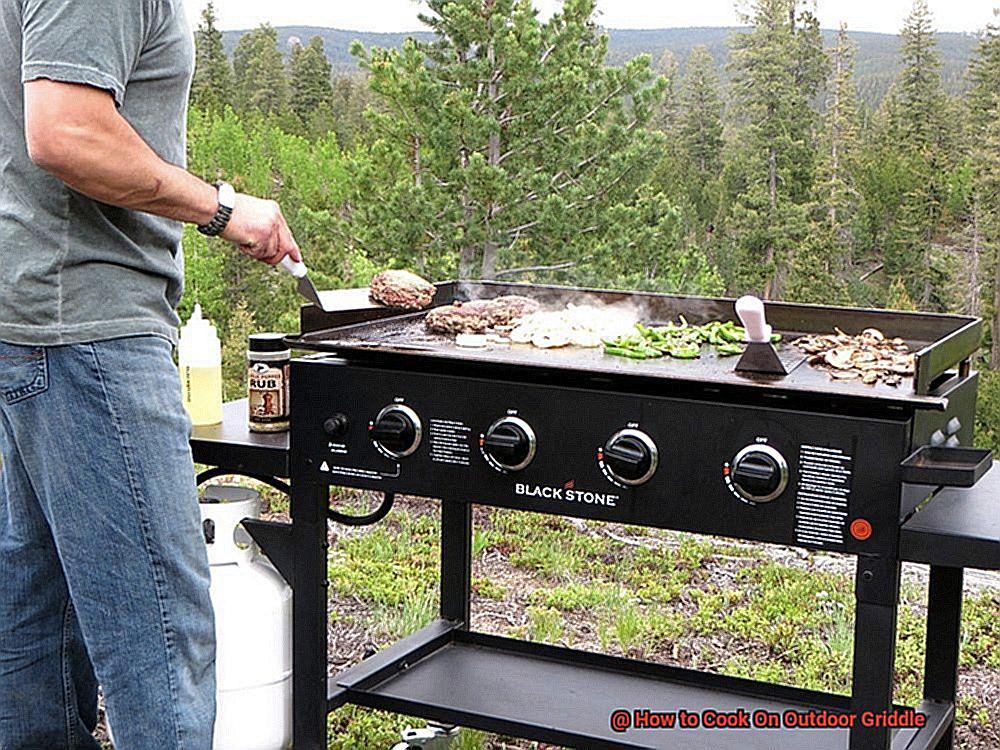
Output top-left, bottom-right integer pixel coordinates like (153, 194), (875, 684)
(185, 0), (996, 35)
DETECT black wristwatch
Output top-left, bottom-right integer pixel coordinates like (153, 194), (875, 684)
(197, 182), (236, 237)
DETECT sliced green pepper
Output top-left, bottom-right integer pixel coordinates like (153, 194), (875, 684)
(716, 343), (745, 356)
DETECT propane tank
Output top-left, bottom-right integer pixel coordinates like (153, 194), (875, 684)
(201, 485), (292, 750)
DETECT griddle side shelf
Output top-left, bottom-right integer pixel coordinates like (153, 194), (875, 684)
(900, 462), (1000, 570)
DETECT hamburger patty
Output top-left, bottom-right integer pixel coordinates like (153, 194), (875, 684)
(370, 270), (436, 310)
(424, 295), (541, 334)
(486, 295), (540, 326)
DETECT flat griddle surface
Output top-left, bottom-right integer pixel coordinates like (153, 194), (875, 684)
(293, 310), (946, 408)
(291, 282), (980, 409)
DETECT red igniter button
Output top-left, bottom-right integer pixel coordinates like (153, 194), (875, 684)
(850, 518), (873, 541)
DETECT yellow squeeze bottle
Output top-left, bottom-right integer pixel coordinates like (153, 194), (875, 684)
(179, 304), (224, 426)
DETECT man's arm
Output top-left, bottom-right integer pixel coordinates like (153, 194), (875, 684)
(24, 80), (300, 265)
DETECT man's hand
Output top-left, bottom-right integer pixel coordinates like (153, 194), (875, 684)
(220, 195), (302, 266)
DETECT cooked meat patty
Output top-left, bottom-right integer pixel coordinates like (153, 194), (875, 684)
(425, 300), (494, 334)
(370, 270), (436, 310)
(485, 295), (541, 326)
(424, 295), (541, 334)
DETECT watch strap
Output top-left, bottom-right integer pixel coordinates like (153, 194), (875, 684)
(197, 182), (235, 237)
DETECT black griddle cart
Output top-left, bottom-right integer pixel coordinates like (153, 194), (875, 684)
(191, 283), (1000, 750)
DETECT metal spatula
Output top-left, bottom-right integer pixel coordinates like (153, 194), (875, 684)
(281, 257), (329, 312)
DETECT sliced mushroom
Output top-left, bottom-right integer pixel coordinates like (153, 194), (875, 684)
(795, 327), (914, 387)
(824, 348), (856, 370)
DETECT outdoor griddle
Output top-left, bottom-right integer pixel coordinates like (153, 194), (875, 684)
(191, 281), (1000, 750)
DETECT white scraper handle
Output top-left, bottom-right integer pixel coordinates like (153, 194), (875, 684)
(736, 295), (772, 344)
(280, 256), (309, 279)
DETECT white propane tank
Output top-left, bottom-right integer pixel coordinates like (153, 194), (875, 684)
(201, 485), (292, 750)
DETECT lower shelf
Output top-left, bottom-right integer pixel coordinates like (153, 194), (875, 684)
(331, 621), (952, 750)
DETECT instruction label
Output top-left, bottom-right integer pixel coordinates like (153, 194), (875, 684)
(794, 444), (853, 547)
(429, 419), (473, 466)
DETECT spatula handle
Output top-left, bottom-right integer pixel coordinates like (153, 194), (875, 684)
(736, 296), (773, 344)
(280, 256), (308, 279)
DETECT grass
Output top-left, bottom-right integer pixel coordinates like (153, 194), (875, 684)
(529, 580), (626, 611)
(523, 605), (565, 644)
(471, 576), (507, 600)
(597, 601), (644, 654)
(328, 511), (440, 610)
(961, 594), (1000, 670)
(507, 526), (609, 580)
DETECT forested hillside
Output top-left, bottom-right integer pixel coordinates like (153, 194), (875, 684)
(221, 24), (978, 105)
(191, 0), (1000, 453)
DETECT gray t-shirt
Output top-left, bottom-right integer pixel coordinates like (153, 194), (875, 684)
(0, 0), (194, 345)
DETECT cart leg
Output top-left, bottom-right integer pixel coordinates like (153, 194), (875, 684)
(292, 481), (331, 750)
(923, 566), (964, 750)
(849, 555), (901, 750)
(440, 500), (472, 626)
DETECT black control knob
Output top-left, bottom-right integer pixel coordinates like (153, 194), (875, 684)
(730, 445), (788, 503)
(323, 414), (350, 439)
(483, 417), (536, 471)
(371, 405), (422, 457)
(603, 429), (659, 486)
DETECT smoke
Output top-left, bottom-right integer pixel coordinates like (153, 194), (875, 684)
(455, 280), (737, 327)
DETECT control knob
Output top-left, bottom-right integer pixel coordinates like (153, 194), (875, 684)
(482, 417), (537, 472)
(323, 413), (350, 439)
(602, 429), (659, 486)
(729, 445), (788, 503)
(371, 405), (422, 457)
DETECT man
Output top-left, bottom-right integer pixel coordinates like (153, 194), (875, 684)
(0, 1), (301, 748)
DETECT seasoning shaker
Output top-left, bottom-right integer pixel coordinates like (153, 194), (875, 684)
(247, 333), (291, 433)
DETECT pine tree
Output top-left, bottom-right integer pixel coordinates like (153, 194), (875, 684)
(818, 25), (859, 234)
(677, 45), (724, 223)
(350, 0), (669, 281)
(894, 1), (946, 153)
(653, 49), (679, 133)
(330, 73), (375, 149)
(221, 299), (257, 401)
(886, 276), (918, 311)
(979, 114), (1000, 367)
(647, 49), (686, 221)
(785, 233), (852, 305)
(233, 25), (289, 117)
(882, 1), (953, 307)
(969, 14), (1000, 365)
(726, 0), (827, 299)
(791, 24), (861, 304)
(969, 11), (1000, 137)
(191, 3), (234, 112)
(289, 36), (334, 123)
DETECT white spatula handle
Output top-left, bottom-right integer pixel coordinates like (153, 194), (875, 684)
(280, 256), (309, 279)
(736, 295), (773, 343)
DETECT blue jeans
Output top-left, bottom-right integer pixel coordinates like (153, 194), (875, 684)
(0, 337), (215, 750)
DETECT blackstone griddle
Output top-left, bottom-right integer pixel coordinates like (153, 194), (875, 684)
(191, 281), (1000, 750)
